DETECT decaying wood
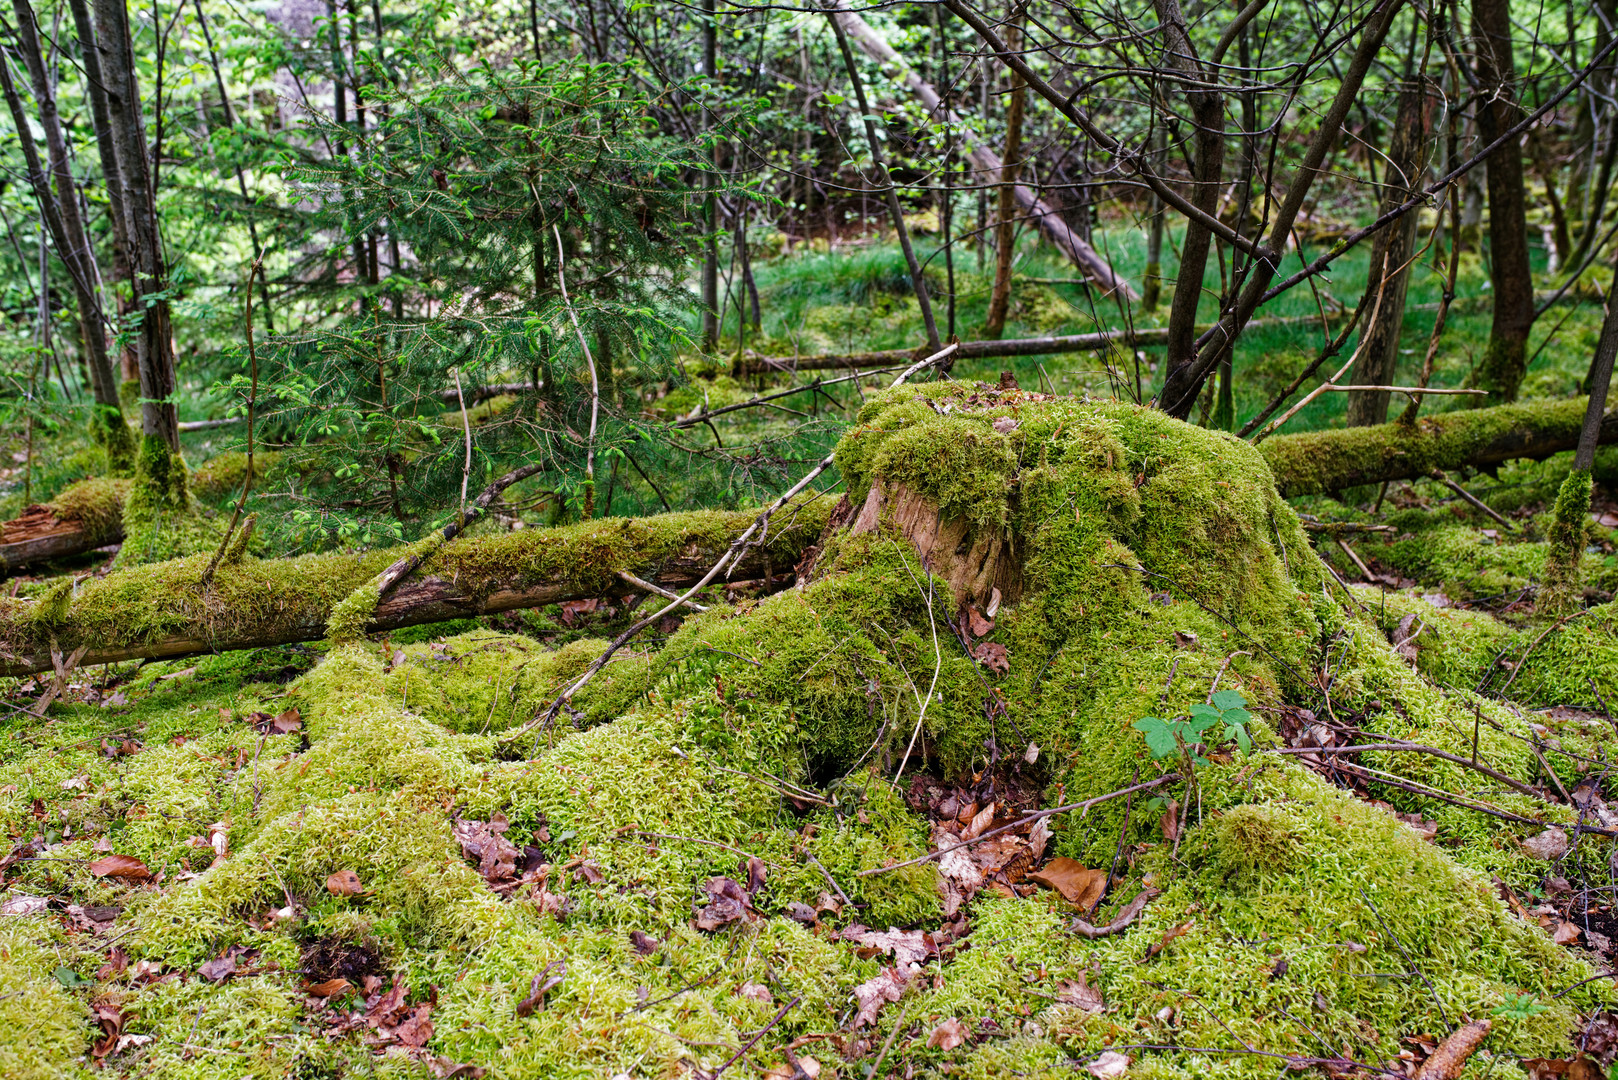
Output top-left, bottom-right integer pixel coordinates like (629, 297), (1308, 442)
(0, 480), (131, 573)
(0, 501), (831, 678)
(1261, 398), (1618, 497)
(846, 477), (1021, 613)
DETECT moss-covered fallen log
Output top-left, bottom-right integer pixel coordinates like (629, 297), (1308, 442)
(1261, 396), (1618, 496)
(0, 501), (830, 677)
(734, 328), (1171, 374)
(0, 478), (129, 572)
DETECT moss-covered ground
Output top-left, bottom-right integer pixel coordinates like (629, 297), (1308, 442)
(3, 387), (1616, 1079)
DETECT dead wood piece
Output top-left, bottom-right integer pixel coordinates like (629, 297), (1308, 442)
(1413, 1020), (1491, 1080)
(845, 478), (1020, 612)
(1069, 888), (1159, 940)
(1261, 398), (1617, 497)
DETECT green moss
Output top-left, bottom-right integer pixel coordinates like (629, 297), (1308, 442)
(189, 451), (285, 503)
(91, 404), (137, 476)
(44, 477), (132, 545)
(1540, 469), (1593, 615)
(0, 922), (93, 1080)
(113, 435), (220, 570)
(1211, 802), (1300, 879)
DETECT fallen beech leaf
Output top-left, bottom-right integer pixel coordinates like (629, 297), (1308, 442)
(326, 869), (365, 896)
(1029, 858), (1107, 909)
(429, 1057), (488, 1079)
(270, 707), (301, 734)
(0, 894), (48, 916)
(969, 640), (1010, 674)
(88, 854), (152, 882)
(1161, 799), (1180, 843)
(393, 1003), (435, 1047)
(1553, 921), (1582, 945)
(306, 977), (352, 997)
(197, 955), (237, 983)
(961, 802), (996, 841)
(1057, 973), (1104, 1014)
(693, 876), (751, 931)
(738, 981), (773, 1004)
(965, 607), (994, 638)
(90, 1001), (125, 1059)
(454, 818), (520, 884)
(840, 925), (931, 969)
(629, 930), (660, 955)
(1141, 919), (1194, 961)
(1521, 828), (1569, 860)
(1087, 1050), (1131, 1079)
(1413, 1020), (1491, 1080)
(97, 947), (129, 980)
(1028, 816), (1051, 862)
(745, 856), (768, 896)
(928, 1016), (969, 1050)
(851, 966), (907, 1028)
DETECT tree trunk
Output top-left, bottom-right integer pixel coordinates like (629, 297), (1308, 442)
(1152, 0), (1226, 412)
(92, 0), (181, 456)
(984, 16), (1025, 340)
(829, 0), (1136, 299)
(65, 0), (138, 385)
(1259, 396), (1618, 497)
(699, 0), (720, 350)
(0, 501), (831, 678)
(5, 0), (130, 467)
(1346, 76), (1435, 427)
(1470, 0), (1535, 403)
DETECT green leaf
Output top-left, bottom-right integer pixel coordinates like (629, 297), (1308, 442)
(1230, 723), (1252, 756)
(1210, 689), (1247, 711)
(1133, 717), (1181, 759)
(1221, 707), (1252, 726)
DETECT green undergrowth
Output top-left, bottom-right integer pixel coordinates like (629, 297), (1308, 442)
(0, 387), (1611, 1078)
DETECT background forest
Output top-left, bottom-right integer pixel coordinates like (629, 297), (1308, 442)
(0, 0), (1617, 1077)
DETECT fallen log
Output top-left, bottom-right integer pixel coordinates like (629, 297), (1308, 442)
(0, 478), (129, 573)
(0, 499), (831, 678)
(735, 329), (1168, 375)
(1260, 397), (1618, 497)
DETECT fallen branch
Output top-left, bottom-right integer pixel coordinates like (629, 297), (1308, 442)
(0, 478), (129, 573)
(1412, 1020), (1491, 1080)
(1260, 397), (1618, 497)
(1069, 887), (1159, 939)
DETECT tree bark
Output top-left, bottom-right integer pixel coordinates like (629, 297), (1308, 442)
(1346, 76), (1436, 426)
(4, 0), (125, 427)
(1259, 396), (1618, 497)
(92, 0), (181, 452)
(829, 0), (1136, 299)
(1152, 0), (1226, 403)
(1470, 0), (1535, 403)
(0, 502), (831, 678)
(983, 15), (1025, 339)
(65, 0), (137, 384)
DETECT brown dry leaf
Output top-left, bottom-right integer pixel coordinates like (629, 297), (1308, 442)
(1087, 1050), (1132, 1079)
(1057, 973), (1105, 1014)
(851, 966), (908, 1028)
(745, 856), (768, 896)
(969, 640), (1010, 674)
(326, 869), (365, 896)
(197, 955), (237, 983)
(928, 1016), (970, 1050)
(1161, 800), (1180, 843)
(454, 818), (519, 884)
(1141, 920), (1194, 961)
(693, 876), (751, 931)
(306, 977), (353, 997)
(515, 960), (566, 1017)
(271, 707), (302, 734)
(965, 607), (994, 638)
(840, 925), (931, 969)
(558, 599), (600, 626)
(1028, 816), (1051, 862)
(97, 947), (129, 980)
(429, 1057), (488, 1079)
(90, 1002), (125, 1060)
(87, 854), (152, 882)
(393, 1003), (435, 1047)
(1029, 858), (1107, 909)
(1553, 921), (1583, 945)
(961, 802), (997, 841)
(1595, 512), (1618, 529)
(629, 930), (660, 955)
(738, 981), (773, 1004)
(1521, 828), (1570, 861)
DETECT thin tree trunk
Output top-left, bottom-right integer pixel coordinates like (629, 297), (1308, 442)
(1470, 0), (1535, 403)
(1152, 0), (1226, 407)
(700, 0), (719, 349)
(1142, 129), (1166, 313)
(1346, 76), (1435, 426)
(92, 0), (181, 455)
(826, 5), (941, 350)
(829, 0), (1135, 298)
(5, 0), (123, 429)
(984, 14), (1025, 339)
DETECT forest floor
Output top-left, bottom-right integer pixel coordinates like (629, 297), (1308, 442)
(2, 225), (1617, 1080)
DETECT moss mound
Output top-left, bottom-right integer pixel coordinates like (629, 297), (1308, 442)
(0, 385), (1610, 1079)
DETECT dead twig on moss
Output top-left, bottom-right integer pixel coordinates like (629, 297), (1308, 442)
(1269, 742), (1546, 801)
(702, 995), (801, 1080)
(1070, 887), (1158, 939)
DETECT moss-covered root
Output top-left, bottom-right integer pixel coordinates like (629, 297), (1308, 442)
(112, 435), (221, 571)
(1540, 469), (1594, 616)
